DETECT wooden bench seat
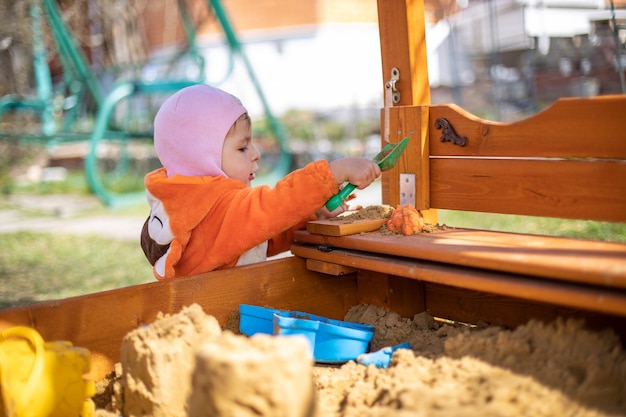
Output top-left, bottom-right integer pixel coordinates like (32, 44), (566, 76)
(290, 89), (626, 322)
(292, 228), (626, 289)
(290, 93), (626, 324)
(290, 0), (626, 329)
(291, 229), (626, 317)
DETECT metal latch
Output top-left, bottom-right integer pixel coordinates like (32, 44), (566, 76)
(384, 68), (400, 143)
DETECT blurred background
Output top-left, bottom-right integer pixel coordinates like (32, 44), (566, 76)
(0, 0), (624, 307)
(1, 0), (625, 195)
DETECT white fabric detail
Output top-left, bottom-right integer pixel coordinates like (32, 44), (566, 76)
(236, 241), (268, 267)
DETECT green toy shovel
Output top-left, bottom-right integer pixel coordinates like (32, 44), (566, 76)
(325, 137), (410, 211)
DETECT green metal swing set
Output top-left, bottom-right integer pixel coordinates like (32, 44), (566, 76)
(0, 0), (291, 207)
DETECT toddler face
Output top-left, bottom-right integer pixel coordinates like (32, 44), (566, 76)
(221, 114), (260, 186)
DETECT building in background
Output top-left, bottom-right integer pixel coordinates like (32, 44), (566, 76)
(433, 0), (626, 120)
(194, 0), (383, 118)
(152, 0), (623, 121)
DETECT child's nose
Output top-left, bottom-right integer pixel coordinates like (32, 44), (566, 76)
(250, 144), (261, 161)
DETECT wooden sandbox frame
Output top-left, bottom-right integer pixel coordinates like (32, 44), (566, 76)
(1, 0), (626, 383)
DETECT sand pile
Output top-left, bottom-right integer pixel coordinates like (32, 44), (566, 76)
(97, 303), (626, 417)
(108, 304), (314, 417)
(316, 304), (626, 417)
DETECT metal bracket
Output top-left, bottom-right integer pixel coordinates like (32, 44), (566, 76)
(386, 68), (401, 104)
(384, 68), (400, 142)
(434, 117), (468, 147)
(399, 173), (416, 207)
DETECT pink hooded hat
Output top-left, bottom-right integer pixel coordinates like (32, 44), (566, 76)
(154, 84), (247, 177)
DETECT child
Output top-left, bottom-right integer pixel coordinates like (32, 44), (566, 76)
(141, 84), (380, 280)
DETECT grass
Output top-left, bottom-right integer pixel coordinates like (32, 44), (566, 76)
(438, 210), (626, 244)
(5, 164), (146, 201)
(0, 192), (623, 311)
(0, 231), (153, 309)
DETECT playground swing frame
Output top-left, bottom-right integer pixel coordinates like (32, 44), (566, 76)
(0, 0), (292, 207)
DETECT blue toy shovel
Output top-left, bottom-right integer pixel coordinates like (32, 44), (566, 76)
(325, 137), (410, 211)
(356, 342), (412, 368)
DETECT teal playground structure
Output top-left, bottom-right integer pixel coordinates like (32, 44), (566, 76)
(0, 0), (292, 206)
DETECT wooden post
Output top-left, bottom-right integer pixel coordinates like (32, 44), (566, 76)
(377, 0), (431, 106)
(386, 105), (431, 211)
(377, 0), (437, 223)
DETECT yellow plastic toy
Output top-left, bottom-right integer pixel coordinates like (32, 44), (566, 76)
(0, 326), (95, 417)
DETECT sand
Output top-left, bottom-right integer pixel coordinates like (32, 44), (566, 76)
(316, 304), (626, 417)
(95, 303), (626, 417)
(335, 205), (450, 234)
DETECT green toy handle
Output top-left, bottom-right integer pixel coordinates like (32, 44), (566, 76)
(325, 183), (357, 211)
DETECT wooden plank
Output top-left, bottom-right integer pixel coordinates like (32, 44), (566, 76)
(0, 257), (358, 381)
(428, 97), (626, 159)
(306, 218), (387, 236)
(307, 259), (626, 342)
(385, 106), (432, 215)
(422, 282), (626, 341)
(377, 0), (432, 210)
(354, 270), (397, 310)
(290, 243), (626, 318)
(292, 229), (626, 288)
(376, 0), (430, 106)
(423, 282), (570, 328)
(305, 259), (357, 276)
(430, 158), (626, 222)
(354, 270), (427, 318)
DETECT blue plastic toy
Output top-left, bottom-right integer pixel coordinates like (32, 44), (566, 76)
(356, 342), (412, 368)
(239, 304), (374, 363)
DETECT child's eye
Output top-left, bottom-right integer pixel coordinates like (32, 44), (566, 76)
(238, 146), (248, 152)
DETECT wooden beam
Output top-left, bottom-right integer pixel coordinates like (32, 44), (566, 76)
(387, 105), (431, 210)
(377, 0), (431, 106)
(355, 270), (427, 318)
(377, 0), (436, 222)
(306, 259), (357, 276)
(292, 231), (626, 289)
(430, 158), (626, 222)
(422, 282), (626, 342)
(290, 243), (626, 317)
(428, 97), (626, 159)
(0, 257), (358, 381)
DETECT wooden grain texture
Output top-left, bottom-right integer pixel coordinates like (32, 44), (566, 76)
(430, 157), (626, 222)
(292, 229), (626, 289)
(0, 257), (358, 381)
(376, 0), (430, 106)
(428, 97), (626, 158)
(291, 243), (626, 318)
(305, 259), (357, 276)
(306, 218), (387, 236)
(423, 282), (569, 328)
(353, 270), (427, 318)
(385, 106), (431, 211)
(381, 97), (626, 220)
(422, 282), (626, 339)
(377, 0), (431, 206)
(373, 3), (625, 337)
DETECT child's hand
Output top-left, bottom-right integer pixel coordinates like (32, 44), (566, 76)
(329, 157), (381, 189)
(316, 203), (347, 220)
(316, 193), (361, 219)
